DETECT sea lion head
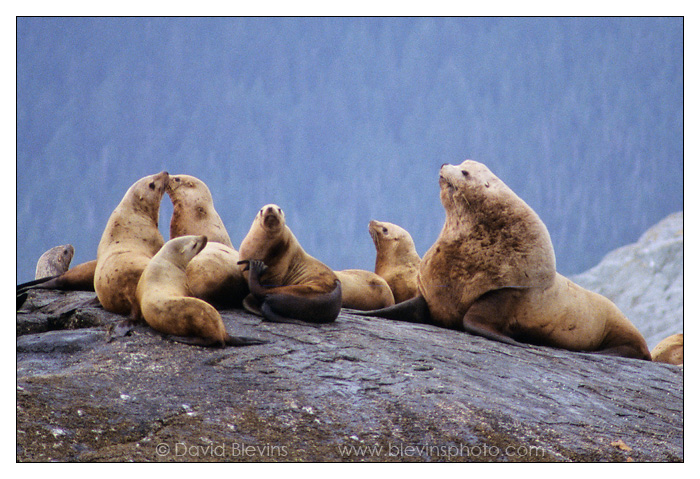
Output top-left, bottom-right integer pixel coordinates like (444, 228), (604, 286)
(166, 174), (213, 205)
(369, 220), (417, 259)
(167, 174), (216, 221)
(124, 171), (169, 221)
(165, 174), (233, 246)
(258, 204), (286, 233)
(427, 159), (556, 292)
(438, 160), (508, 218)
(161, 235), (209, 270)
(238, 204), (291, 266)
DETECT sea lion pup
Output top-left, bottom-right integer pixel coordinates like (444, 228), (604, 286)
(35, 244), (74, 279)
(651, 333), (683, 365)
(166, 174), (248, 307)
(94, 171), (169, 316)
(368, 220), (421, 303)
(237, 204), (342, 325)
(334, 269), (395, 310)
(360, 160), (650, 360)
(136, 235), (266, 347)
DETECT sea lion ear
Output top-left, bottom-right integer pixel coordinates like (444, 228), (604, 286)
(485, 181), (490, 188)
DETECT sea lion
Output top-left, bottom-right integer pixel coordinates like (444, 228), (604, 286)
(335, 269), (395, 310)
(360, 160), (650, 360)
(167, 174), (233, 247)
(94, 171), (169, 316)
(18, 259), (97, 296)
(368, 220), (421, 303)
(166, 174), (248, 307)
(35, 244), (74, 279)
(136, 235), (266, 347)
(651, 333), (683, 365)
(237, 204), (342, 325)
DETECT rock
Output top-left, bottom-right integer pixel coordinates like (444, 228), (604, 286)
(572, 212), (683, 349)
(16, 289), (682, 462)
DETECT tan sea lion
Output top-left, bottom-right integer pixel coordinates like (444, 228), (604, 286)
(94, 171), (169, 316)
(237, 204), (342, 325)
(335, 269), (395, 310)
(651, 333), (683, 365)
(35, 244), (74, 279)
(136, 235), (266, 347)
(361, 160), (650, 360)
(368, 220), (421, 303)
(166, 174), (248, 307)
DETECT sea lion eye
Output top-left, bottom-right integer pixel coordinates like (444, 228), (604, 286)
(149, 182), (156, 190)
(382, 227), (388, 234)
(462, 170), (469, 177)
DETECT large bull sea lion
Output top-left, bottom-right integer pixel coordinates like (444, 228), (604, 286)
(360, 160), (650, 360)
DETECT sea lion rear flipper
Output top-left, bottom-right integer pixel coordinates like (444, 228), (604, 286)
(16, 275), (60, 294)
(164, 333), (268, 348)
(354, 295), (431, 324)
(260, 301), (322, 328)
(224, 334), (269, 347)
(16, 292), (28, 310)
(462, 289), (527, 348)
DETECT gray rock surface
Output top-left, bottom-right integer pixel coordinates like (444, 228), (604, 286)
(17, 289), (682, 462)
(572, 212), (683, 350)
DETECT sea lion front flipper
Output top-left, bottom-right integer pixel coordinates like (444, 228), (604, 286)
(588, 345), (652, 360)
(354, 294), (431, 324)
(461, 288), (527, 348)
